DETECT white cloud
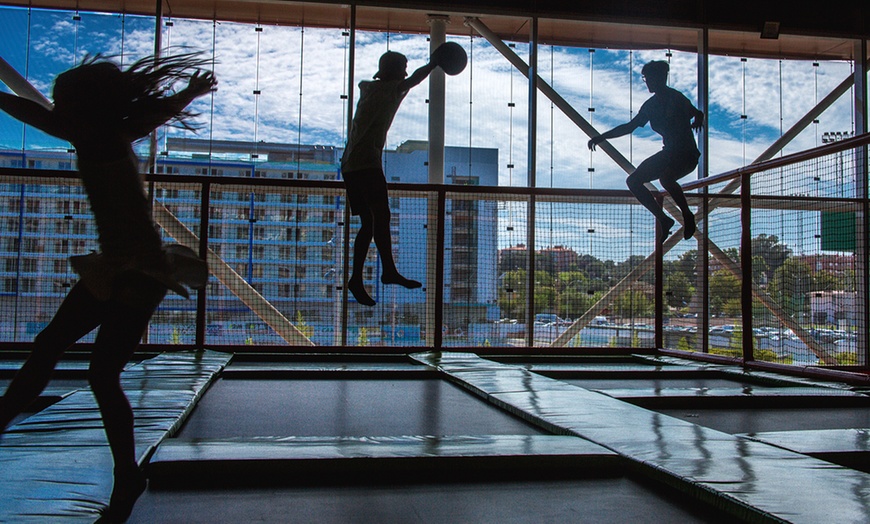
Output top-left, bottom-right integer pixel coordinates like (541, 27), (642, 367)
(0, 6), (858, 192)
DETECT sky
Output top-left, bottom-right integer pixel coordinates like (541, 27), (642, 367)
(0, 6), (859, 258)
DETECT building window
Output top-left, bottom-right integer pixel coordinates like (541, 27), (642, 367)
(22, 239), (42, 253)
(19, 278), (35, 293)
(21, 258), (38, 273)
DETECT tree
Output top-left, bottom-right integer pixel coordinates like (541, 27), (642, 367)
(709, 270), (740, 315)
(665, 272), (694, 308)
(498, 246), (529, 273)
(613, 289), (654, 318)
(768, 258), (814, 317)
(498, 269), (528, 320)
(813, 269), (842, 293)
(752, 234), (792, 281)
(558, 288), (596, 319)
(615, 255), (652, 285)
(576, 254), (609, 280)
(534, 285), (557, 314)
(751, 255), (769, 285)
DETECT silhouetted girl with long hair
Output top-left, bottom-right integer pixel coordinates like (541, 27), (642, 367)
(0, 53), (214, 522)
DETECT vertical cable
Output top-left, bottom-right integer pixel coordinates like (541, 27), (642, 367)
(158, 16), (173, 157)
(297, 24), (305, 175)
(549, 45), (554, 189)
(341, 26), (349, 145)
(252, 24), (262, 160)
(508, 43), (514, 188)
(21, 7), (31, 153)
(741, 57), (747, 165)
(294, 24), (306, 312)
(588, 48), (595, 189)
(813, 61), (820, 147)
(779, 58), (785, 144)
(72, 10), (80, 65)
(208, 20), (217, 167)
(467, 35), (473, 177)
(629, 50), (634, 164)
(548, 45), (555, 316)
(120, 13), (126, 67)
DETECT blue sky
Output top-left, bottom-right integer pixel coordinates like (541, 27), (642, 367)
(0, 5), (859, 257)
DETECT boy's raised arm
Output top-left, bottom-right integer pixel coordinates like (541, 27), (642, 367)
(398, 63), (435, 93)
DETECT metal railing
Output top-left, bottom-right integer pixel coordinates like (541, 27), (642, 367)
(0, 135), (868, 379)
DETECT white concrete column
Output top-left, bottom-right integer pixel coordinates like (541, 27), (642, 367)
(425, 15), (448, 346)
(427, 14), (448, 185)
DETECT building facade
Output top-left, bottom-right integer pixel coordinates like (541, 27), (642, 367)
(0, 139), (498, 345)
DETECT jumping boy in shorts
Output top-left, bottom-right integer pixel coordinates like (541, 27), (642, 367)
(340, 50), (438, 306)
(588, 60), (704, 244)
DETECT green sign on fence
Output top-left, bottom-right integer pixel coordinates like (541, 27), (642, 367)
(820, 211), (856, 252)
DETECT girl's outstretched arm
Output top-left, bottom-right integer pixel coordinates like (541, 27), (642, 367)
(126, 71), (217, 140)
(0, 92), (69, 140)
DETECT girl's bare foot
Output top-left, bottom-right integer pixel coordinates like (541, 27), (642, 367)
(96, 467), (146, 523)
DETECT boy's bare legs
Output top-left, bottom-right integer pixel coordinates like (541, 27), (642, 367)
(660, 176), (696, 240)
(370, 199), (421, 290)
(348, 197), (421, 307)
(626, 168), (674, 244)
(349, 214), (377, 306)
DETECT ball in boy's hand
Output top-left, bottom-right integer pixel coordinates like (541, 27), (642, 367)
(431, 42), (467, 75)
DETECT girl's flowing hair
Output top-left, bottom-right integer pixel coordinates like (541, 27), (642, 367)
(122, 51), (213, 130)
(57, 51), (212, 130)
